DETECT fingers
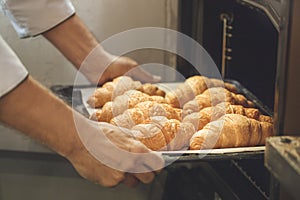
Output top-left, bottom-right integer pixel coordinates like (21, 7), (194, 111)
(98, 123), (165, 172)
(123, 173), (139, 187)
(111, 56), (162, 83)
(134, 149), (165, 172)
(95, 168), (125, 187)
(70, 153), (126, 187)
(123, 172), (157, 187)
(133, 172), (156, 184)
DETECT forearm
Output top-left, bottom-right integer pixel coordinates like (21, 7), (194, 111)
(42, 14), (116, 84)
(42, 14), (98, 69)
(0, 76), (82, 157)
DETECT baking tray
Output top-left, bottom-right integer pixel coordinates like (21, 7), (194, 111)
(57, 79), (271, 161)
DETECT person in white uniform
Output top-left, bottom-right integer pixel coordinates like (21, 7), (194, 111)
(0, 0), (163, 187)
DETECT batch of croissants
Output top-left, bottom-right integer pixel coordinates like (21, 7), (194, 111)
(87, 75), (274, 151)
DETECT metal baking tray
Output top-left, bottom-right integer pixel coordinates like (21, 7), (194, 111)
(51, 79), (273, 162)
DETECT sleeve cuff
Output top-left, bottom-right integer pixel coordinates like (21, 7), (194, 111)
(1, 0), (75, 38)
(0, 35), (29, 98)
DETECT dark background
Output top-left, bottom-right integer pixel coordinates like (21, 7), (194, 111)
(177, 0), (278, 110)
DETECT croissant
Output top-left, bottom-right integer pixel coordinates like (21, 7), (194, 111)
(110, 107), (148, 129)
(189, 114), (274, 150)
(90, 102), (113, 122)
(132, 116), (195, 151)
(87, 76), (142, 108)
(91, 90), (153, 122)
(91, 90), (174, 123)
(182, 87), (255, 117)
(148, 95), (166, 104)
(165, 75), (237, 108)
(131, 123), (168, 151)
(186, 75), (238, 94)
(183, 102), (273, 131)
(137, 83), (166, 97)
(110, 101), (182, 128)
(134, 101), (182, 120)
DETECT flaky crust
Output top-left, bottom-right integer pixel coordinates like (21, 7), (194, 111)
(134, 101), (182, 121)
(132, 123), (167, 151)
(183, 102), (273, 131)
(92, 90), (152, 122)
(110, 101), (183, 129)
(182, 87), (255, 117)
(189, 114), (273, 150)
(87, 76), (142, 108)
(131, 117), (195, 151)
(137, 83), (166, 97)
(165, 75), (237, 108)
(150, 96), (166, 104)
(110, 108), (148, 129)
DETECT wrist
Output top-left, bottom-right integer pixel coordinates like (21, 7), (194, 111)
(79, 45), (117, 84)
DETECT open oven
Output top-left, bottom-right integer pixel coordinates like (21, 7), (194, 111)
(174, 0), (299, 199)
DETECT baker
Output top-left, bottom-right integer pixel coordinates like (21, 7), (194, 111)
(0, 0), (163, 187)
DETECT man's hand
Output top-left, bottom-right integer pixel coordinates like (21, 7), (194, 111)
(67, 121), (164, 187)
(96, 56), (161, 85)
(66, 145), (125, 187)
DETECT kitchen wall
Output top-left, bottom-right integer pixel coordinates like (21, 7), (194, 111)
(0, 1), (178, 200)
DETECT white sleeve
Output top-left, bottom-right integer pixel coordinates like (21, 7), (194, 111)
(0, 35), (28, 97)
(0, 0), (75, 38)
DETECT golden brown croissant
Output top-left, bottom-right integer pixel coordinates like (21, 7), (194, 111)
(182, 87), (255, 117)
(137, 83), (166, 97)
(131, 123), (168, 151)
(185, 75), (238, 94)
(189, 114), (274, 150)
(90, 102), (113, 122)
(131, 117), (195, 151)
(110, 101), (182, 128)
(165, 75), (237, 108)
(134, 101), (182, 120)
(149, 95), (166, 104)
(91, 90), (153, 122)
(91, 89), (175, 123)
(110, 107), (148, 129)
(87, 76), (142, 108)
(183, 102), (273, 131)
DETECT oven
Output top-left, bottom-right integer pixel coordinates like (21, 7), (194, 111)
(174, 0), (299, 199)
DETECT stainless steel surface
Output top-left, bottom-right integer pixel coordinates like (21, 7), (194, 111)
(265, 136), (300, 200)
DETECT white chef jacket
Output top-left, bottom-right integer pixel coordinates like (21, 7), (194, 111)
(0, 0), (75, 98)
